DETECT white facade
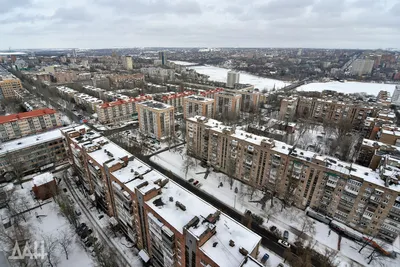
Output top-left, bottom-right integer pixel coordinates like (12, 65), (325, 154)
(350, 59), (374, 76)
(227, 71), (240, 88)
(123, 56), (133, 70)
(392, 85), (400, 105)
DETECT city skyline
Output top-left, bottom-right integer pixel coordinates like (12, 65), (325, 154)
(1, 0), (400, 50)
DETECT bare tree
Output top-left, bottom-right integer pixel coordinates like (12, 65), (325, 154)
(297, 215), (316, 241)
(42, 234), (60, 267)
(6, 152), (25, 188)
(181, 155), (195, 179)
(226, 157), (237, 189)
(55, 190), (79, 228)
(93, 243), (123, 267)
(58, 229), (74, 260)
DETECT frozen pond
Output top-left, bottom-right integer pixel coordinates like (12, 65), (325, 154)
(296, 81), (397, 95)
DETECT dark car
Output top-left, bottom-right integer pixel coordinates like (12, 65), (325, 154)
(188, 178), (194, 183)
(283, 230), (289, 241)
(270, 226), (277, 232)
(81, 229), (93, 239)
(193, 180), (199, 186)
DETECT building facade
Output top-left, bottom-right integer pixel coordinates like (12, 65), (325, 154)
(392, 85), (400, 106)
(123, 56), (133, 70)
(0, 108), (62, 141)
(186, 116), (400, 242)
(137, 101), (175, 140)
(214, 91), (241, 119)
(183, 95), (214, 119)
(0, 129), (67, 176)
(61, 125), (262, 267)
(0, 74), (23, 99)
(227, 71), (240, 88)
(350, 59), (374, 76)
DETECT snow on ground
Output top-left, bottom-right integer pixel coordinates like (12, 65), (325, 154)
(170, 60), (198, 66)
(257, 245), (288, 267)
(5, 179), (94, 267)
(61, 114), (72, 125)
(150, 146), (400, 267)
(296, 81), (397, 96)
(189, 65), (290, 90)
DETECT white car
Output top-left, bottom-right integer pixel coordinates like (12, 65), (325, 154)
(195, 183), (202, 188)
(278, 239), (291, 248)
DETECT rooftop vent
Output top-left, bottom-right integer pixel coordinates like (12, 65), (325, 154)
(213, 242), (218, 247)
(364, 172), (369, 176)
(17, 142), (22, 145)
(153, 198), (164, 207)
(176, 201), (186, 211)
(239, 247), (248, 256)
(131, 169), (134, 173)
(229, 240), (235, 247)
(169, 197), (174, 202)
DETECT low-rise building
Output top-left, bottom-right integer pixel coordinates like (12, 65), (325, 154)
(32, 172), (57, 200)
(0, 108), (62, 141)
(0, 129), (67, 176)
(73, 93), (103, 112)
(61, 125), (262, 267)
(183, 95), (214, 119)
(137, 100), (174, 140)
(187, 116), (400, 242)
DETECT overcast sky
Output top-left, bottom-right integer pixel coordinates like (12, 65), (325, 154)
(1, 0), (399, 50)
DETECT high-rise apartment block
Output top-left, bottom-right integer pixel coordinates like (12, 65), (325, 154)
(159, 91), (195, 111)
(0, 128), (66, 178)
(240, 90), (260, 112)
(183, 95), (214, 119)
(187, 116), (400, 242)
(0, 67), (23, 99)
(279, 96), (298, 121)
(227, 71), (240, 88)
(61, 125), (262, 267)
(158, 51), (167, 65)
(0, 108), (62, 142)
(350, 59), (375, 76)
(137, 100), (175, 140)
(214, 91), (241, 118)
(123, 56), (133, 70)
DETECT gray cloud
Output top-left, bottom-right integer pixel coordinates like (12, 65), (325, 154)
(0, 0), (399, 49)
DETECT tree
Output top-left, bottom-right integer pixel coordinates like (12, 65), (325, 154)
(226, 157), (237, 189)
(6, 152), (25, 188)
(93, 243), (123, 267)
(297, 215), (316, 241)
(42, 233), (60, 267)
(181, 155), (195, 179)
(58, 229), (74, 260)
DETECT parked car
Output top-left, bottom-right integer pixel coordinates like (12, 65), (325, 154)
(261, 253), (269, 263)
(270, 226), (277, 232)
(283, 230), (289, 241)
(81, 228), (93, 239)
(278, 239), (291, 248)
(188, 178), (194, 183)
(195, 183), (202, 188)
(193, 180), (199, 186)
(277, 264), (285, 267)
(75, 209), (82, 216)
(77, 225), (88, 236)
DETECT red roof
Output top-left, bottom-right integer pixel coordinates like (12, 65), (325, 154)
(0, 108), (57, 124)
(99, 95), (153, 108)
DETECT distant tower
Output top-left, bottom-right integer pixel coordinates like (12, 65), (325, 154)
(227, 71), (240, 88)
(158, 51), (167, 65)
(123, 56), (133, 70)
(392, 85), (400, 105)
(72, 49), (77, 58)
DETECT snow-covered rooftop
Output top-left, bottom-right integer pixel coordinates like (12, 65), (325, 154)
(0, 128), (63, 156)
(33, 172), (54, 186)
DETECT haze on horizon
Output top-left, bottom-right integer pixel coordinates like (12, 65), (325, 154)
(1, 0), (399, 50)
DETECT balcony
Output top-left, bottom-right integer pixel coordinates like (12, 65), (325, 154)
(272, 157), (280, 165)
(362, 212), (373, 220)
(245, 159), (252, 166)
(231, 140), (238, 147)
(344, 185), (359, 196)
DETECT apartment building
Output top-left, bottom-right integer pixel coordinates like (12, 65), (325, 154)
(183, 95), (214, 119)
(214, 91), (241, 118)
(73, 93), (103, 112)
(198, 87), (224, 99)
(141, 67), (174, 82)
(361, 117), (394, 140)
(240, 90), (260, 112)
(279, 96), (298, 120)
(61, 125), (262, 267)
(282, 96), (379, 127)
(0, 72), (23, 99)
(159, 91), (195, 111)
(0, 129), (66, 177)
(96, 95), (152, 124)
(0, 108), (62, 141)
(137, 101), (174, 140)
(356, 139), (400, 169)
(108, 73), (144, 89)
(187, 116), (400, 242)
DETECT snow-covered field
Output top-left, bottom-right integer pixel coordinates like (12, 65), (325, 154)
(297, 81), (397, 96)
(150, 146), (400, 267)
(170, 60), (198, 66)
